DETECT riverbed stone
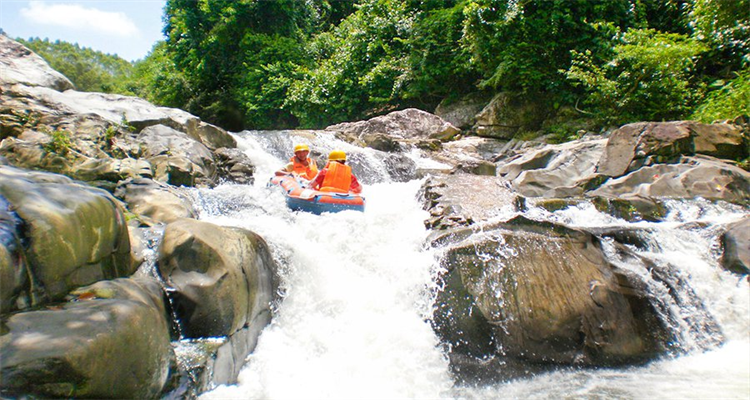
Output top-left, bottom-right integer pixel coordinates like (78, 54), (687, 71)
(596, 122), (693, 177)
(158, 218), (279, 339)
(0, 35), (73, 91)
(0, 165), (133, 302)
(720, 217), (750, 275)
(435, 216), (668, 365)
(590, 155), (750, 203)
(0, 277), (172, 399)
(326, 108), (460, 142)
(133, 124), (217, 187)
(692, 122), (748, 160)
(214, 147), (255, 184)
(497, 138), (607, 197)
(114, 178), (198, 224)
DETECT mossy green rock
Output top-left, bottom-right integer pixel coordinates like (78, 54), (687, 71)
(0, 165), (132, 302)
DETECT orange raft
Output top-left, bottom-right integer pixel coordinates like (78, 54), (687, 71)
(268, 175), (365, 214)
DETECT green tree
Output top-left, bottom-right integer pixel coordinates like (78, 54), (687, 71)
(401, 0), (478, 105)
(19, 38), (134, 93)
(286, 0), (415, 127)
(163, 0), (319, 130)
(461, 0), (636, 99)
(692, 68), (750, 123)
(566, 28), (708, 124)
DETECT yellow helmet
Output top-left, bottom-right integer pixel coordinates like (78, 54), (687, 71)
(328, 149), (347, 161)
(294, 143), (310, 152)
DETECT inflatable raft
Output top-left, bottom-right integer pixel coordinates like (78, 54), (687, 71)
(268, 175), (365, 214)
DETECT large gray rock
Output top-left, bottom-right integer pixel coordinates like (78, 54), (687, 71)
(497, 138), (608, 197)
(114, 178), (197, 224)
(434, 216), (670, 366)
(692, 122), (748, 160)
(0, 277), (172, 399)
(720, 217), (750, 274)
(133, 125), (217, 186)
(421, 174), (519, 230)
(474, 93), (545, 139)
(596, 121), (747, 178)
(326, 108), (460, 143)
(158, 219), (279, 340)
(0, 165), (133, 303)
(435, 92), (493, 129)
(590, 155), (750, 203)
(214, 147), (255, 185)
(0, 35), (73, 91)
(596, 121), (694, 177)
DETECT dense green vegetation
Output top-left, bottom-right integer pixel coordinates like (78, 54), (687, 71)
(19, 38), (135, 93)
(20, 0), (750, 135)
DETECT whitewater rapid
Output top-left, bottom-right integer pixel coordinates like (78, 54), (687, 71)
(192, 131), (749, 399)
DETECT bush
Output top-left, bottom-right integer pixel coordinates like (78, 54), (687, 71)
(691, 68), (750, 123)
(565, 28), (708, 124)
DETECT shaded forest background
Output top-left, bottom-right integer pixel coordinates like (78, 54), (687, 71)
(18, 0), (750, 136)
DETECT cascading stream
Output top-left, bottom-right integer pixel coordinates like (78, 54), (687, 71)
(194, 131), (748, 399)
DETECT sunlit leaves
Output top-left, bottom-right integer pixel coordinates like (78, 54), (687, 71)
(566, 28), (708, 123)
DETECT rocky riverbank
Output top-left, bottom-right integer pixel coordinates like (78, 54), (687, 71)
(1, 35), (748, 397)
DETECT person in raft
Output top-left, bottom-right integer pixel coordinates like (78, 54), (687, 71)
(309, 150), (362, 194)
(275, 143), (318, 181)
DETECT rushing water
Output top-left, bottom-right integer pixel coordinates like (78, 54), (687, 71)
(193, 131), (749, 399)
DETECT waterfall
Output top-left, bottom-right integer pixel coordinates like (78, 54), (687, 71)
(191, 131), (748, 399)
(194, 131), (453, 399)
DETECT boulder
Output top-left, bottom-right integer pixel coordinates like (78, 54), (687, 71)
(214, 147), (255, 185)
(435, 216), (669, 365)
(497, 138), (608, 197)
(596, 121), (748, 179)
(70, 157), (153, 183)
(0, 165), (133, 303)
(435, 92), (493, 129)
(720, 217), (750, 274)
(474, 93), (545, 139)
(0, 35), (74, 91)
(692, 122), (748, 160)
(133, 125), (217, 187)
(596, 122), (694, 177)
(420, 175), (519, 231)
(0, 277), (172, 399)
(590, 155), (750, 203)
(0, 194), (29, 313)
(158, 219), (279, 339)
(114, 178), (198, 224)
(382, 152), (418, 182)
(326, 108), (460, 142)
(429, 136), (508, 175)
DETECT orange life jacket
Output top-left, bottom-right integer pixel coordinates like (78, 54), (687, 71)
(320, 161), (352, 193)
(290, 156), (318, 180)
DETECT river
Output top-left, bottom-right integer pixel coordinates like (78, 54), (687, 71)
(192, 131), (749, 399)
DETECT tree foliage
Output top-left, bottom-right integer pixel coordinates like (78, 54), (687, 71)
(566, 28), (708, 124)
(19, 38), (134, 93)
(22, 0), (750, 133)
